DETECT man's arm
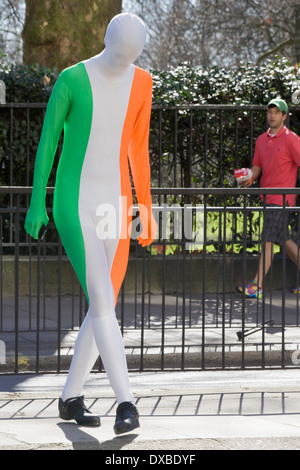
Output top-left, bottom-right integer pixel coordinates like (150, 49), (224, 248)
(250, 165), (261, 182)
(239, 165), (261, 187)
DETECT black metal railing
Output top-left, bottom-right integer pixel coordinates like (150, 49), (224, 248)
(0, 186), (300, 374)
(2, 102), (300, 188)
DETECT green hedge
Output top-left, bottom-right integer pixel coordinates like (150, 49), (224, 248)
(1, 57), (300, 189)
(1, 57), (299, 105)
(149, 58), (300, 189)
(151, 58), (300, 107)
(0, 63), (58, 103)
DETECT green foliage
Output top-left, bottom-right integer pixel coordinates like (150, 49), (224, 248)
(1, 58), (300, 190)
(149, 57), (300, 189)
(151, 57), (300, 106)
(0, 63), (59, 189)
(0, 63), (58, 102)
(1, 55), (298, 109)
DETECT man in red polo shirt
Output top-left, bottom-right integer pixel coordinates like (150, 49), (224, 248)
(237, 98), (300, 298)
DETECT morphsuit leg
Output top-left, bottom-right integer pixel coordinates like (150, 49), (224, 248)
(60, 315), (99, 401)
(61, 225), (134, 405)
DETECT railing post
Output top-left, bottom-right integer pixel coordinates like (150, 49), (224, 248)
(14, 194), (20, 373)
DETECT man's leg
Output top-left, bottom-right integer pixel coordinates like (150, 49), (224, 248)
(286, 239), (300, 268)
(254, 241), (274, 288)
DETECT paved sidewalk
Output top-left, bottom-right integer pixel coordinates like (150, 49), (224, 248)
(0, 369), (300, 450)
(1, 291), (300, 372)
(1, 291), (300, 450)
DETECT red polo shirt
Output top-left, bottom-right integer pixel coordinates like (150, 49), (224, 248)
(252, 125), (300, 206)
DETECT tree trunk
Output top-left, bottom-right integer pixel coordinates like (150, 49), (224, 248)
(294, 6), (300, 63)
(22, 0), (122, 71)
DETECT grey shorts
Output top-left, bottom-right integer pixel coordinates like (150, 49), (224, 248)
(261, 204), (290, 244)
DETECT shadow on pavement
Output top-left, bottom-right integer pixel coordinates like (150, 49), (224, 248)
(57, 423), (138, 450)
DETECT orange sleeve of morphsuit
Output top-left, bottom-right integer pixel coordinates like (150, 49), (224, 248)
(128, 74), (157, 247)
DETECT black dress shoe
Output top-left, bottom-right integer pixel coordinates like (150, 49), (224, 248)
(113, 401), (140, 435)
(59, 395), (100, 427)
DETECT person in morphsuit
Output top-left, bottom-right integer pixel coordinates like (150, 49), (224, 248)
(25, 13), (157, 434)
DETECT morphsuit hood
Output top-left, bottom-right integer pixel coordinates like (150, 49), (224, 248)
(104, 12), (146, 66)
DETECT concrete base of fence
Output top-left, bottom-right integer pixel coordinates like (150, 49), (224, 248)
(2, 254), (298, 296)
(0, 350), (296, 373)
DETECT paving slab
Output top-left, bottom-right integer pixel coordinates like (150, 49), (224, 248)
(0, 370), (300, 450)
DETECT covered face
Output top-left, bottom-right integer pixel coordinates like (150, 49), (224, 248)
(104, 12), (146, 66)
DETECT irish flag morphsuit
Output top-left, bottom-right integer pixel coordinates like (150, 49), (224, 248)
(25, 13), (157, 405)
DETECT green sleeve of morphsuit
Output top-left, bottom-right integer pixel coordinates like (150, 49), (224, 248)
(25, 72), (72, 239)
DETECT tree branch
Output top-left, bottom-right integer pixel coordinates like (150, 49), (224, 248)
(6, 0), (24, 26)
(256, 37), (300, 64)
